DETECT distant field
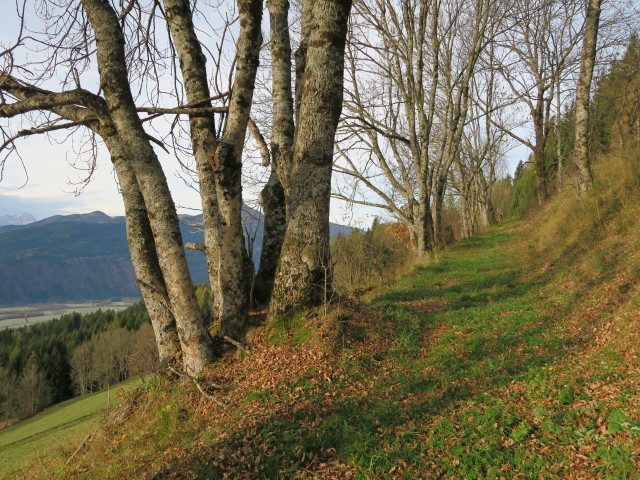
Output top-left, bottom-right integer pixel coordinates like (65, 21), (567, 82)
(0, 379), (142, 476)
(0, 299), (139, 329)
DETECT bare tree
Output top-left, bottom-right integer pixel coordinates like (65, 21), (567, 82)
(335, 0), (496, 253)
(70, 342), (95, 396)
(253, 0), (295, 302)
(335, 0), (440, 256)
(130, 323), (161, 375)
(0, 0), (267, 373)
(0, 367), (18, 425)
(0, 66), (184, 364)
(452, 74), (506, 237)
(90, 329), (134, 394)
(1, 1), (214, 374)
(428, 0), (495, 246)
(163, 0), (263, 339)
(18, 356), (50, 417)
(491, 0), (582, 204)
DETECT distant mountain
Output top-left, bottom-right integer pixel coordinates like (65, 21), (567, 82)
(0, 209), (353, 306)
(0, 213), (36, 227)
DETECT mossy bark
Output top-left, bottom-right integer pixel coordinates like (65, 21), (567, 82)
(269, 0), (352, 319)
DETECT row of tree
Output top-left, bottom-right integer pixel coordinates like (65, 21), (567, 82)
(331, 0), (631, 250)
(0, 0), (633, 376)
(511, 35), (640, 214)
(0, 0), (353, 375)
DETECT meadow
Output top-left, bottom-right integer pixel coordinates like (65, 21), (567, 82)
(0, 379), (141, 477)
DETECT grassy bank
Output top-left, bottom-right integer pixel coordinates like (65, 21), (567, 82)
(10, 214), (638, 479)
(0, 379), (141, 477)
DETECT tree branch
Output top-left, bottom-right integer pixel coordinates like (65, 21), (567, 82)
(247, 117), (270, 167)
(136, 106), (228, 116)
(0, 120), (90, 152)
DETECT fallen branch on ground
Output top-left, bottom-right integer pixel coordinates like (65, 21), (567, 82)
(167, 366), (227, 407)
(214, 335), (252, 355)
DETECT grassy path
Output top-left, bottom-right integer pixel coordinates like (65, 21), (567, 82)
(218, 221), (639, 479)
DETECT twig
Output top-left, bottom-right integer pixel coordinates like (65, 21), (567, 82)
(137, 106), (228, 115)
(216, 335), (252, 355)
(209, 382), (235, 391)
(185, 242), (205, 252)
(65, 428), (96, 465)
(167, 366), (227, 407)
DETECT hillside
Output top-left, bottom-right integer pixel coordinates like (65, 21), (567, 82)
(0, 379), (140, 478)
(8, 155), (640, 478)
(0, 209), (353, 306)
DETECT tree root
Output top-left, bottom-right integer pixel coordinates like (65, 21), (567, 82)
(167, 366), (227, 407)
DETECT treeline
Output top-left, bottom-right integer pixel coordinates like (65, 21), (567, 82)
(0, 301), (154, 426)
(511, 35), (640, 215)
(333, 33), (640, 296)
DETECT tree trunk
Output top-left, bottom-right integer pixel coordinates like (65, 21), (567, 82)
(574, 0), (602, 192)
(255, 0), (296, 302)
(269, 0), (352, 319)
(212, 0), (262, 338)
(81, 0), (213, 374)
(162, 0), (262, 340)
(416, 185), (434, 256)
(433, 173), (447, 248)
(163, 0), (224, 332)
(111, 151), (181, 363)
(255, 169), (287, 302)
(533, 100), (548, 204)
(0, 76), (182, 364)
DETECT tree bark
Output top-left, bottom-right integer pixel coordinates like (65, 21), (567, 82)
(255, 0), (296, 302)
(574, 0), (602, 192)
(111, 154), (181, 363)
(162, 0), (263, 339)
(212, 0), (262, 338)
(255, 169), (287, 302)
(533, 97), (549, 204)
(81, 0), (213, 374)
(162, 0), (224, 331)
(269, 0), (352, 319)
(416, 195), (435, 255)
(433, 173), (447, 248)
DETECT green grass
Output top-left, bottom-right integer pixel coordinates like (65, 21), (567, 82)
(0, 379), (141, 476)
(183, 221), (638, 479)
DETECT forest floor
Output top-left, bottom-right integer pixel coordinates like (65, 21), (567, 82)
(11, 220), (640, 479)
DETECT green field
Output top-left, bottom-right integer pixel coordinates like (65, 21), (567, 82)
(0, 379), (141, 477)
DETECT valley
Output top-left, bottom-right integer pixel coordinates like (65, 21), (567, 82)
(0, 299), (140, 330)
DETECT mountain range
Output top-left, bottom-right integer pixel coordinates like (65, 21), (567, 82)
(0, 209), (352, 306)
